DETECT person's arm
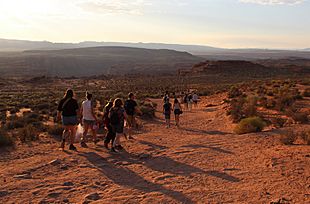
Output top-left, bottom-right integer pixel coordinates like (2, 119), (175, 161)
(80, 104), (83, 121)
(57, 111), (61, 123)
(91, 104), (98, 122)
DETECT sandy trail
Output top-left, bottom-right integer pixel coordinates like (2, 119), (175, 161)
(0, 94), (309, 204)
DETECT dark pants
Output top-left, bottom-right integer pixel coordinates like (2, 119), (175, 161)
(104, 124), (116, 144)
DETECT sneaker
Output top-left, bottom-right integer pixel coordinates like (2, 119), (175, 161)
(60, 139), (65, 150)
(115, 145), (124, 150)
(69, 144), (77, 151)
(104, 142), (109, 150)
(111, 147), (117, 153)
(80, 141), (88, 148)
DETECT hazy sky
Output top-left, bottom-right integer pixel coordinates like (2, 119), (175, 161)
(0, 0), (309, 49)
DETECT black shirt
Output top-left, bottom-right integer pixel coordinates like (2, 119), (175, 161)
(124, 99), (137, 116)
(57, 98), (79, 117)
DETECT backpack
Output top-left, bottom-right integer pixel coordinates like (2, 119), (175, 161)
(163, 103), (171, 114)
(109, 108), (120, 125)
(124, 100), (135, 115)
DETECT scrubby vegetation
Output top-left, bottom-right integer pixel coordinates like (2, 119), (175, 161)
(0, 128), (14, 147)
(280, 129), (310, 145)
(234, 117), (266, 134)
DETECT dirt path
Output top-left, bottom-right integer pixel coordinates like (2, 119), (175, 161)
(1, 94), (309, 204)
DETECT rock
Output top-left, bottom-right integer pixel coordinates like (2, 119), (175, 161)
(60, 165), (69, 170)
(0, 191), (9, 197)
(63, 198), (69, 203)
(139, 153), (150, 160)
(63, 182), (74, 186)
(48, 159), (61, 166)
(47, 192), (61, 198)
(84, 192), (101, 201)
(13, 174), (32, 179)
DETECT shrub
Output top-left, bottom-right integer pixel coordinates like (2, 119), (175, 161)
(271, 117), (287, 128)
(140, 104), (156, 118)
(280, 129), (297, 145)
(228, 86), (242, 98)
(234, 117), (266, 134)
(0, 128), (14, 147)
(300, 130), (310, 145)
(47, 124), (64, 136)
(303, 88), (310, 97)
(243, 96), (257, 118)
(290, 112), (309, 124)
(18, 125), (38, 143)
(227, 96), (246, 122)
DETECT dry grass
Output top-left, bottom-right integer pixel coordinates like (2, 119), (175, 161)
(234, 117), (266, 134)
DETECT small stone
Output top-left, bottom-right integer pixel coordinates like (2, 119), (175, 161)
(139, 153), (150, 160)
(60, 165), (69, 170)
(49, 159), (61, 166)
(13, 174), (32, 179)
(84, 192), (101, 201)
(63, 198), (69, 203)
(0, 191), (9, 197)
(63, 182), (74, 186)
(47, 192), (61, 198)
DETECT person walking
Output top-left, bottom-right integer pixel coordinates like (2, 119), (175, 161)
(80, 92), (98, 148)
(188, 93), (193, 111)
(103, 100), (116, 152)
(192, 92), (199, 108)
(183, 93), (188, 111)
(57, 89), (79, 151)
(173, 98), (183, 127)
(163, 99), (172, 128)
(124, 93), (141, 140)
(109, 98), (127, 151)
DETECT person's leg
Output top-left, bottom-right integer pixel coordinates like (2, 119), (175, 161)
(60, 128), (69, 149)
(113, 133), (121, 147)
(68, 125), (77, 150)
(127, 116), (134, 139)
(81, 123), (89, 147)
(91, 124), (97, 144)
(176, 115), (180, 127)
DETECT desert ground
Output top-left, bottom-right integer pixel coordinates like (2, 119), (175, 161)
(1, 92), (309, 204)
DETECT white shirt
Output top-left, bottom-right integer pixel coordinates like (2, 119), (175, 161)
(82, 100), (95, 121)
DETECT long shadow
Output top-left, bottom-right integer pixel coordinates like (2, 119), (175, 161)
(206, 171), (241, 183)
(138, 140), (168, 151)
(180, 128), (231, 136)
(203, 108), (217, 113)
(80, 152), (194, 204)
(181, 144), (234, 155)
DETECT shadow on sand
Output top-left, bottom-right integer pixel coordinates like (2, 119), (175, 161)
(181, 144), (234, 155)
(180, 128), (231, 136)
(80, 152), (194, 204)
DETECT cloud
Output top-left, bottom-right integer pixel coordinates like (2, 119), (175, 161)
(239, 0), (305, 5)
(78, 0), (147, 15)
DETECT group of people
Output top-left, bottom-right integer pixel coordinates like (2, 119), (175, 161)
(162, 91), (199, 128)
(56, 89), (199, 151)
(57, 90), (141, 152)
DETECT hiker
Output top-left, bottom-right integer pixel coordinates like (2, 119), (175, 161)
(57, 89), (79, 151)
(109, 98), (127, 151)
(163, 91), (169, 103)
(103, 100), (116, 152)
(173, 98), (183, 127)
(124, 93), (142, 139)
(192, 92), (199, 108)
(163, 98), (172, 128)
(80, 92), (98, 148)
(188, 93), (193, 111)
(183, 93), (188, 110)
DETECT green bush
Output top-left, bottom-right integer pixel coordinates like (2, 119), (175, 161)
(0, 128), (14, 147)
(234, 117), (266, 134)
